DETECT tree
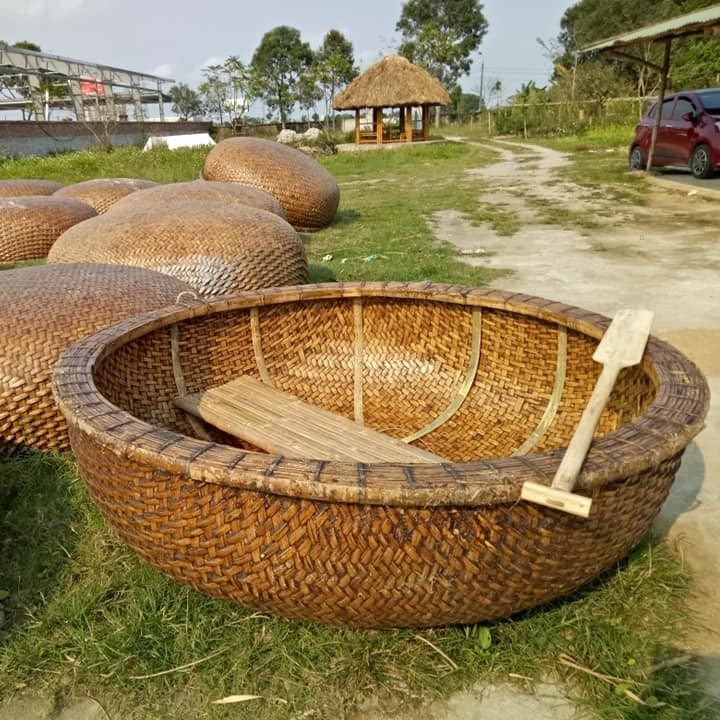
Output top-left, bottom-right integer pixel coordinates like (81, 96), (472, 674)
(315, 30), (358, 130)
(297, 68), (322, 122)
(223, 55), (254, 129)
(554, 0), (720, 99)
(251, 26), (314, 127)
(169, 83), (202, 120)
(199, 63), (229, 124)
(396, 0), (488, 88)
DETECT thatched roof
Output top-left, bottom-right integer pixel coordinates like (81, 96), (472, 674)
(333, 55), (450, 110)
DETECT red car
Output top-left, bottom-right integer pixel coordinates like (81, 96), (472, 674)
(629, 88), (720, 178)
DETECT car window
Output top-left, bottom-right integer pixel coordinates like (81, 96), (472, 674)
(672, 97), (695, 120)
(652, 97), (674, 120)
(697, 90), (720, 115)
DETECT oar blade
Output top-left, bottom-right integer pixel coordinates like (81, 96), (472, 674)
(593, 309), (653, 368)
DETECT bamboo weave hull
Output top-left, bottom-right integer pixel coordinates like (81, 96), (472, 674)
(0, 179), (64, 197)
(0, 264), (192, 454)
(47, 201), (308, 298)
(54, 178), (158, 214)
(201, 137), (340, 231)
(0, 197), (96, 263)
(52, 283), (709, 627)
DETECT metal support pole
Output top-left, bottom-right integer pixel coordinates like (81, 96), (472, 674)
(158, 81), (165, 121)
(646, 40), (672, 172)
(131, 86), (143, 120)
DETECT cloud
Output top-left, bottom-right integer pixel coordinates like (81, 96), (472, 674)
(185, 56), (225, 86)
(151, 63), (175, 80)
(0, 0), (97, 18)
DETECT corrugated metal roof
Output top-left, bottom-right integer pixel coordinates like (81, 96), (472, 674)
(582, 4), (720, 52)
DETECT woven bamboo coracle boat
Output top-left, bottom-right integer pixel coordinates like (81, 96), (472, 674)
(0, 196), (96, 264)
(0, 179), (64, 197)
(0, 264), (192, 454)
(202, 137), (340, 231)
(109, 180), (287, 220)
(54, 178), (158, 214)
(52, 283), (708, 628)
(48, 201), (308, 297)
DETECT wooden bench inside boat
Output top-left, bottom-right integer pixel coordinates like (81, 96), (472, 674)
(174, 375), (446, 463)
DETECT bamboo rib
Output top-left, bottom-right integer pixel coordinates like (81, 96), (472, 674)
(170, 324), (212, 441)
(512, 325), (568, 456)
(250, 308), (272, 385)
(353, 298), (364, 425)
(403, 308), (482, 443)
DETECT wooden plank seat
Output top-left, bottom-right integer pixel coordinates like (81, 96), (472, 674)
(174, 375), (446, 463)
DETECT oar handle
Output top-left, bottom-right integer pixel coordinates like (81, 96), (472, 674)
(553, 363), (621, 492)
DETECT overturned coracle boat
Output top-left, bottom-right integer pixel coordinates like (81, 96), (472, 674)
(52, 283), (708, 628)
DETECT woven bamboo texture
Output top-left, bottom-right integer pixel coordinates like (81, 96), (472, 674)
(0, 197), (96, 263)
(110, 180), (287, 219)
(54, 178), (158, 214)
(202, 137), (340, 231)
(47, 200), (308, 297)
(52, 283), (709, 628)
(0, 179), (64, 197)
(0, 263), (192, 454)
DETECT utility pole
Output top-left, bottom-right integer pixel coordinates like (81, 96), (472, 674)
(479, 52), (485, 108)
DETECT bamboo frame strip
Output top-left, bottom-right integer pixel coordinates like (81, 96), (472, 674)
(403, 308), (482, 443)
(170, 324), (212, 441)
(512, 325), (568, 456)
(250, 308), (272, 385)
(353, 298), (364, 425)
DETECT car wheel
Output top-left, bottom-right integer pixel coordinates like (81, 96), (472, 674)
(690, 143), (714, 179)
(629, 145), (645, 170)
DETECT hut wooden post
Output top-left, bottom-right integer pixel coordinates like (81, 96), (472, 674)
(376, 107), (384, 144)
(421, 106), (430, 141)
(406, 107), (413, 142)
(355, 109), (360, 145)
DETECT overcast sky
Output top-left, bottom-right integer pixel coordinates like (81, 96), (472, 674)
(0, 0), (572, 103)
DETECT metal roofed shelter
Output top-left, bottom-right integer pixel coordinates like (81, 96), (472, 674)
(582, 5), (720, 171)
(333, 55), (450, 145)
(0, 44), (173, 121)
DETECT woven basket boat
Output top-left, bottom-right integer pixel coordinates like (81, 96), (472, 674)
(47, 201), (308, 298)
(0, 264), (192, 454)
(0, 179), (64, 197)
(109, 180), (287, 220)
(202, 137), (340, 231)
(52, 283), (709, 628)
(54, 178), (158, 214)
(0, 196), (96, 264)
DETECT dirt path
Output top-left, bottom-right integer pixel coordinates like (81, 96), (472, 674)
(433, 140), (720, 703)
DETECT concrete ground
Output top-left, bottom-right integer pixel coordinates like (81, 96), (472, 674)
(428, 139), (720, 715)
(648, 167), (720, 198)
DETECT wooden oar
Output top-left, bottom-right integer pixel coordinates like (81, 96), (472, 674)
(521, 309), (654, 518)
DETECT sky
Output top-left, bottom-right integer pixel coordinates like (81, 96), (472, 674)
(0, 0), (573, 114)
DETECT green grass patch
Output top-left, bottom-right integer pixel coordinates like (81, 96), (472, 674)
(536, 124), (637, 153)
(306, 142), (509, 284)
(0, 453), (715, 719)
(556, 149), (648, 205)
(0, 146), (210, 184)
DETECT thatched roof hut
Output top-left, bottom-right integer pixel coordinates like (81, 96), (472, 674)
(333, 55), (450, 145)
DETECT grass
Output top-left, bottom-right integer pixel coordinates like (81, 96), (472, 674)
(0, 140), (717, 718)
(0, 145), (210, 185)
(0, 451), (716, 719)
(306, 142), (511, 282)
